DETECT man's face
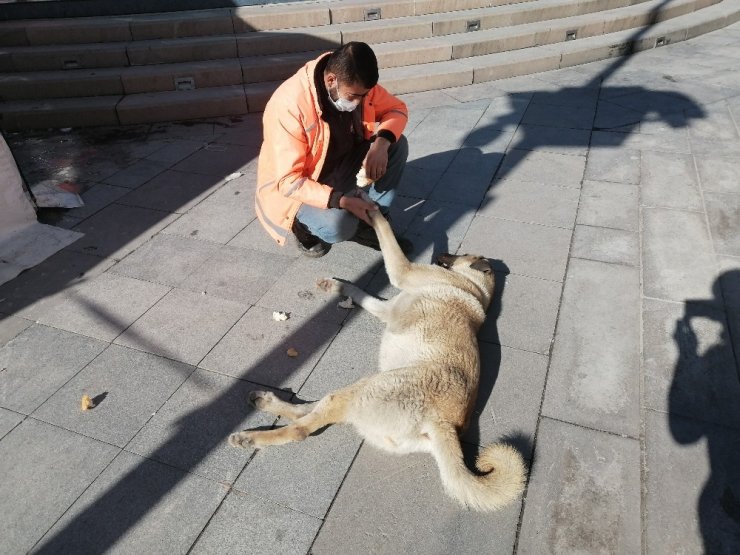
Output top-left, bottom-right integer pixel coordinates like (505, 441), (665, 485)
(325, 72), (370, 109)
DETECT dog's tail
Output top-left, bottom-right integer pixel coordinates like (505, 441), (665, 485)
(429, 422), (526, 511)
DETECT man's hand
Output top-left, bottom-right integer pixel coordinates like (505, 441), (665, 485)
(339, 194), (377, 225)
(363, 137), (391, 181)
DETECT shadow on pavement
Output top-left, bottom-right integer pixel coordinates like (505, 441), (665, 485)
(670, 270), (740, 552)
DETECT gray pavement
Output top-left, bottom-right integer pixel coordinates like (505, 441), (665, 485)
(1, 22), (740, 555)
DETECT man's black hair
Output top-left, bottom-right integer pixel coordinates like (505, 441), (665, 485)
(325, 41), (379, 89)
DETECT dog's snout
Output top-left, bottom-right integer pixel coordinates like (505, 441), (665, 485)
(436, 253), (455, 268)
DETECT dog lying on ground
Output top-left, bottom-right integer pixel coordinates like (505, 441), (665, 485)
(229, 210), (525, 511)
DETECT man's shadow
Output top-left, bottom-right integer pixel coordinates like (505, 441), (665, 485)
(669, 270), (740, 551)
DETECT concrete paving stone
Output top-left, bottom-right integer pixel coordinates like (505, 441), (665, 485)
(642, 207), (718, 302)
(37, 272), (170, 343)
(161, 174), (257, 243)
(429, 168), (496, 206)
(102, 159), (170, 189)
(148, 120), (217, 140)
(110, 233), (220, 287)
(256, 252), (381, 326)
(609, 88), (713, 121)
(530, 86), (600, 108)
(494, 148), (586, 186)
(687, 101), (740, 141)
(521, 101), (596, 130)
(73, 183), (130, 219)
(475, 94), (531, 131)
(718, 256), (740, 308)
(386, 194), (426, 236)
(689, 134), (740, 156)
(0, 418), (119, 554)
(542, 258), (640, 437)
(577, 179), (639, 231)
(117, 169), (224, 214)
(439, 80), (511, 103)
(114, 287), (245, 365)
(190, 490), (321, 555)
(33, 345), (195, 447)
(0, 313), (31, 348)
(460, 216), (572, 282)
(398, 164), (444, 198)
(584, 148), (641, 184)
(457, 127), (514, 158)
(234, 423), (362, 519)
(641, 151), (703, 211)
(201, 305), (339, 391)
(171, 142), (257, 177)
(593, 98), (645, 129)
(704, 192), (740, 256)
(410, 100), (489, 142)
(509, 124), (591, 156)
(571, 225), (639, 267)
(227, 217), (301, 257)
(67, 203), (179, 261)
(405, 199), (476, 252)
(517, 417), (641, 555)
(312, 443), (522, 555)
(401, 105), (432, 137)
(0, 324), (106, 414)
(461, 342), (547, 456)
(643, 298), (740, 430)
(40, 213), (84, 230)
(127, 368), (279, 482)
(638, 114), (698, 139)
(591, 129), (691, 153)
(0, 249), (114, 321)
(407, 142), (460, 172)
(297, 320), (382, 400)
(479, 178), (580, 229)
(399, 89), (462, 111)
(478, 271), (562, 355)
(0, 407), (23, 439)
(210, 115), (264, 147)
(645, 410), (740, 555)
(145, 139), (204, 164)
(34, 450), (227, 555)
(695, 152), (740, 195)
(179, 244), (294, 305)
(401, 231), (463, 266)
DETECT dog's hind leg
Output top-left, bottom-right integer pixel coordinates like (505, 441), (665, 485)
(230, 392), (350, 449)
(248, 391), (317, 421)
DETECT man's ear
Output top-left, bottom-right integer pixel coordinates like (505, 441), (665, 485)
(470, 259), (492, 273)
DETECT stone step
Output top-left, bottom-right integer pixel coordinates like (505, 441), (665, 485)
(0, 0), (711, 100)
(0, 0), (529, 47)
(0, 0), (737, 131)
(0, 0), (641, 71)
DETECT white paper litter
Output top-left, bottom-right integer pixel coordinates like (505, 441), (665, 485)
(225, 172), (242, 182)
(272, 311), (290, 321)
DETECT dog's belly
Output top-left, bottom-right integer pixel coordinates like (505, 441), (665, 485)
(377, 330), (429, 372)
(354, 420), (432, 454)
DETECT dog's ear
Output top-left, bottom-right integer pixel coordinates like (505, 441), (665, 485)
(470, 259), (492, 273)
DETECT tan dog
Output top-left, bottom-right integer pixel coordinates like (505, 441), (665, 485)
(230, 211), (525, 511)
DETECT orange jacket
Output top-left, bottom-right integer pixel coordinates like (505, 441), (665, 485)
(255, 53), (408, 245)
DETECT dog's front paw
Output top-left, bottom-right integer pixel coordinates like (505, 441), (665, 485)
(249, 390), (275, 411)
(316, 277), (343, 294)
(229, 431), (256, 449)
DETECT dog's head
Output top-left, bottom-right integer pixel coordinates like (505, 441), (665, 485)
(436, 253), (494, 308)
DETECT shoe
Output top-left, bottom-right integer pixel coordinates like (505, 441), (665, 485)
(292, 219), (331, 258)
(351, 219), (414, 255)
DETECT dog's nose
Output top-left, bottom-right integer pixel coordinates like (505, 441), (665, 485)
(436, 253), (455, 268)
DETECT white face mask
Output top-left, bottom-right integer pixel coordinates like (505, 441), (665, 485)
(328, 84), (360, 112)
